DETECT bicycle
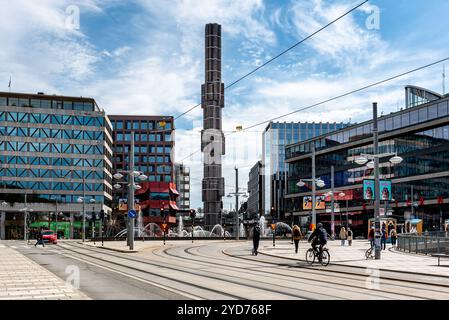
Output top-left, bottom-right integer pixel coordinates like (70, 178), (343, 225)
(305, 244), (330, 266)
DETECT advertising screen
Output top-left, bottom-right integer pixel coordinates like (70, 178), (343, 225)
(363, 180), (392, 200)
(303, 195), (326, 210)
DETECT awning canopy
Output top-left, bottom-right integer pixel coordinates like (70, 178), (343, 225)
(169, 187), (179, 196)
(169, 203), (180, 211)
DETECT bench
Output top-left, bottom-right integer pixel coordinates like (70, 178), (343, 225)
(431, 253), (449, 266)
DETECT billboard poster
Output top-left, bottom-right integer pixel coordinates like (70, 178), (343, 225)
(325, 202), (340, 213)
(303, 196), (312, 210)
(118, 199), (141, 212)
(363, 180), (392, 200)
(118, 198), (128, 211)
(363, 180), (375, 200)
(303, 195), (326, 210)
(379, 180), (392, 200)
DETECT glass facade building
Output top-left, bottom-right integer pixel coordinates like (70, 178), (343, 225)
(0, 92), (113, 240)
(109, 115), (174, 207)
(262, 121), (347, 220)
(285, 88), (449, 236)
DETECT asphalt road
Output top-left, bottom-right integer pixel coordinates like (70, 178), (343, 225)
(5, 239), (449, 300)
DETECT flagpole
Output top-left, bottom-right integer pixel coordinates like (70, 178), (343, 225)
(8, 75), (11, 93)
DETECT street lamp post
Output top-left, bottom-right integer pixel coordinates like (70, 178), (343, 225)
(227, 167), (248, 241)
(113, 132), (147, 251)
(354, 102), (403, 260)
(311, 144), (316, 227)
(331, 165), (335, 238)
(77, 196), (95, 241)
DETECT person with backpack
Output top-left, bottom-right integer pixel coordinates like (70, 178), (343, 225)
(308, 223), (328, 259)
(292, 225), (302, 254)
(252, 221), (261, 256)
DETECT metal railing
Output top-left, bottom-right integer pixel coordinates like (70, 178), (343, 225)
(397, 232), (449, 255)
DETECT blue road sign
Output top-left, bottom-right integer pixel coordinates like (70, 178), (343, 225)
(128, 210), (137, 218)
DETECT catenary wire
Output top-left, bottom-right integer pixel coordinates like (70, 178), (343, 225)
(177, 57), (449, 162)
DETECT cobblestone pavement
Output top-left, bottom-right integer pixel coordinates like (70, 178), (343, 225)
(0, 242), (90, 300)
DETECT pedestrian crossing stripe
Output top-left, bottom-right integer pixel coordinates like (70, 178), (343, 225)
(10, 245), (17, 249)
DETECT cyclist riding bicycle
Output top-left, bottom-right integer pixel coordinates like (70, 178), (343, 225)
(308, 223), (328, 258)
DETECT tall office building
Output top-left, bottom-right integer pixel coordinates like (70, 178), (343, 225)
(108, 115), (175, 205)
(0, 92), (113, 240)
(201, 23), (225, 228)
(174, 163), (190, 210)
(247, 161), (263, 220)
(262, 121), (347, 221)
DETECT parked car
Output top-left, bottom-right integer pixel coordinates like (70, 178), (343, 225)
(41, 230), (57, 244)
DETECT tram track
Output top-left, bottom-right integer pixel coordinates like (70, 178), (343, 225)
(53, 243), (243, 300)
(158, 243), (449, 300)
(55, 242), (312, 300)
(51, 241), (449, 300)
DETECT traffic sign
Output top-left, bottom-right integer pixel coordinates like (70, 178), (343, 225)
(128, 210), (137, 218)
(270, 223), (276, 230)
(162, 223), (168, 232)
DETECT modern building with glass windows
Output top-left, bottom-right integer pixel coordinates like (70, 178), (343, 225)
(174, 163), (190, 211)
(247, 160), (263, 220)
(262, 121), (347, 221)
(0, 91), (113, 240)
(285, 86), (449, 236)
(109, 115), (174, 207)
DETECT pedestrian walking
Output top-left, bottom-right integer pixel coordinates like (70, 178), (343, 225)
(339, 227), (347, 246)
(347, 227), (353, 246)
(292, 225), (302, 254)
(381, 228), (387, 250)
(368, 226), (375, 248)
(34, 228), (45, 247)
(390, 228), (397, 247)
(252, 222), (261, 256)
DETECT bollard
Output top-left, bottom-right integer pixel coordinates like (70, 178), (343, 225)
(425, 236), (427, 255)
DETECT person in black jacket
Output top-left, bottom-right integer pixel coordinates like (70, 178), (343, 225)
(34, 228), (45, 247)
(252, 222), (261, 256)
(308, 223), (327, 257)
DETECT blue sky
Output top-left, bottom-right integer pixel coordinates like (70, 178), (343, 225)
(1, 0), (448, 209)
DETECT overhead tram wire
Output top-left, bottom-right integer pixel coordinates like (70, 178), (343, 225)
(173, 0), (370, 121)
(240, 56), (449, 132)
(178, 56), (449, 162)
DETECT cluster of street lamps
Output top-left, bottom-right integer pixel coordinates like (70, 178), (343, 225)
(112, 131), (148, 250)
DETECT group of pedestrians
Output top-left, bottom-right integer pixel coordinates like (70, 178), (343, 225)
(252, 221), (328, 256)
(338, 227), (353, 246)
(250, 219), (402, 258)
(368, 222), (398, 249)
